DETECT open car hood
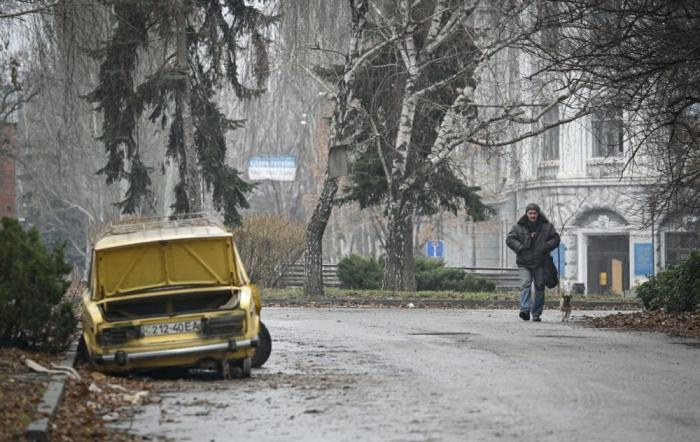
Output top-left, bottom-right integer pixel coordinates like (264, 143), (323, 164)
(95, 237), (236, 299)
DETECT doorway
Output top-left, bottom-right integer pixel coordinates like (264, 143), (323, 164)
(587, 235), (629, 295)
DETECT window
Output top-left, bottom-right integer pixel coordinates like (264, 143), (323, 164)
(665, 232), (700, 266)
(542, 104), (560, 160)
(592, 112), (623, 158)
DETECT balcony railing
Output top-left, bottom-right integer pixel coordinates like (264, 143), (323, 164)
(537, 160), (559, 179)
(586, 157), (624, 178)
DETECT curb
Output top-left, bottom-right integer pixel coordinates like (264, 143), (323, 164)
(263, 298), (642, 310)
(26, 338), (80, 442)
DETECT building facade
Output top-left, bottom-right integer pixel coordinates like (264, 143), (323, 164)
(457, 104), (699, 295)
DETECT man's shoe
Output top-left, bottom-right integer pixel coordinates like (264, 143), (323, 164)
(519, 311), (530, 321)
(532, 316), (541, 322)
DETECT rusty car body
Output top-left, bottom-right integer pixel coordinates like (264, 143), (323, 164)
(81, 215), (267, 377)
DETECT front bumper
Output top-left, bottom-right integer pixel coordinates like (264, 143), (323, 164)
(93, 336), (259, 365)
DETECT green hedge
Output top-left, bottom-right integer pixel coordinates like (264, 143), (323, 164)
(337, 254), (496, 292)
(637, 251), (700, 312)
(415, 257), (496, 292)
(337, 254), (383, 289)
(0, 218), (75, 352)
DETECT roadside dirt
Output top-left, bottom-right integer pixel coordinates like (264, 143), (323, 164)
(0, 347), (158, 442)
(0, 348), (59, 441)
(264, 299), (641, 310)
(50, 363), (160, 442)
(586, 311), (700, 338)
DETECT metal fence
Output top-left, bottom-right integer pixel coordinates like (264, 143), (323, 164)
(281, 265), (520, 291)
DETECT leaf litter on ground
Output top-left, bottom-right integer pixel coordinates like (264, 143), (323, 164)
(585, 311), (700, 339)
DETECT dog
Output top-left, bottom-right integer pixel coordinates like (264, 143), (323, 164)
(560, 293), (572, 322)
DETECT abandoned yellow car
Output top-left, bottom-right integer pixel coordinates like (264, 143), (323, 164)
(80, 215), (271, 377)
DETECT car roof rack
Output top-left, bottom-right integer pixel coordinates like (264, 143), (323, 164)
(91, 212), (225, 242)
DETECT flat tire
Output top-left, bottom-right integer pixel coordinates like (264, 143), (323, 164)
(252, 322), (271, 368)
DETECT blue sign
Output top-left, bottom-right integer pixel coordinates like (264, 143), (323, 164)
(634, 243), (654, 275)
(426, 240), (444, 258)
(550, 243), (566, 278)
(248, 155), (297, 181)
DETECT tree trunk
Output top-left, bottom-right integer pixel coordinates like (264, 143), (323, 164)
(382, 202), (416, 291)
(303, 0), (368, 296)
(303, 174), (339, 296)
(174, 0), (203, 213)
(402, 214), (416, 291)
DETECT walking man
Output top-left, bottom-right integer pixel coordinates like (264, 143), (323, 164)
(506, 204), (560, 321)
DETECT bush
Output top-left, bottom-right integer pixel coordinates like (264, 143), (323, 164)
(637, 251), (700, 312)
(415, 257), (496, 292)
(337, 254), (383, 289)
(0, 218), (75, 352)
(336, 255), (497, 292)
(233, 215), (305, 288)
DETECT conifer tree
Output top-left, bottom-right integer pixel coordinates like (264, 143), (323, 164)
(88, 0), (276, 225)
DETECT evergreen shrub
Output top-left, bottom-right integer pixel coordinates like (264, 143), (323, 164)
(337, 254), (383, 289)
(415, 257), (496, 292)
(336, 255), (497, 292)
(637, 251), (700, 312)
(0, 218), (75, 352)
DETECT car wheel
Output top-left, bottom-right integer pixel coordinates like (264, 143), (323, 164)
(252, 321), (271, 368)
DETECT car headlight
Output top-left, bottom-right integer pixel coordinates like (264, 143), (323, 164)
(99, 325), (142, 346)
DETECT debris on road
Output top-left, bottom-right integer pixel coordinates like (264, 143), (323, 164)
(51, 365), (159, 441)
(23, 357), (81, 380)
(586, 311), (700, 338)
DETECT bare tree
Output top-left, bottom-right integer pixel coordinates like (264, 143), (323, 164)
(528, 0), (700, 222)
(13, 0), (120, 266)
(303, 0), (379, 295)
(0, 1), (58, 20)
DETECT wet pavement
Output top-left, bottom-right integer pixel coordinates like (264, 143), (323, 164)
(113, 308), (700, 441)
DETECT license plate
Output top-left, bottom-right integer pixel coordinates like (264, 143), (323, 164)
(143, 320), (200, 337)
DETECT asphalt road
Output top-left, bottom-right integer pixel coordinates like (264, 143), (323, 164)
(116, 308), (700, 441)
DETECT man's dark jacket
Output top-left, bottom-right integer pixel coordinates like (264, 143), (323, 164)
(506, 215), (560, 268)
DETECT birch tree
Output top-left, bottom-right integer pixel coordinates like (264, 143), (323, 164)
(306, 0), (594, 292)
(303, 0), (374, 295)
